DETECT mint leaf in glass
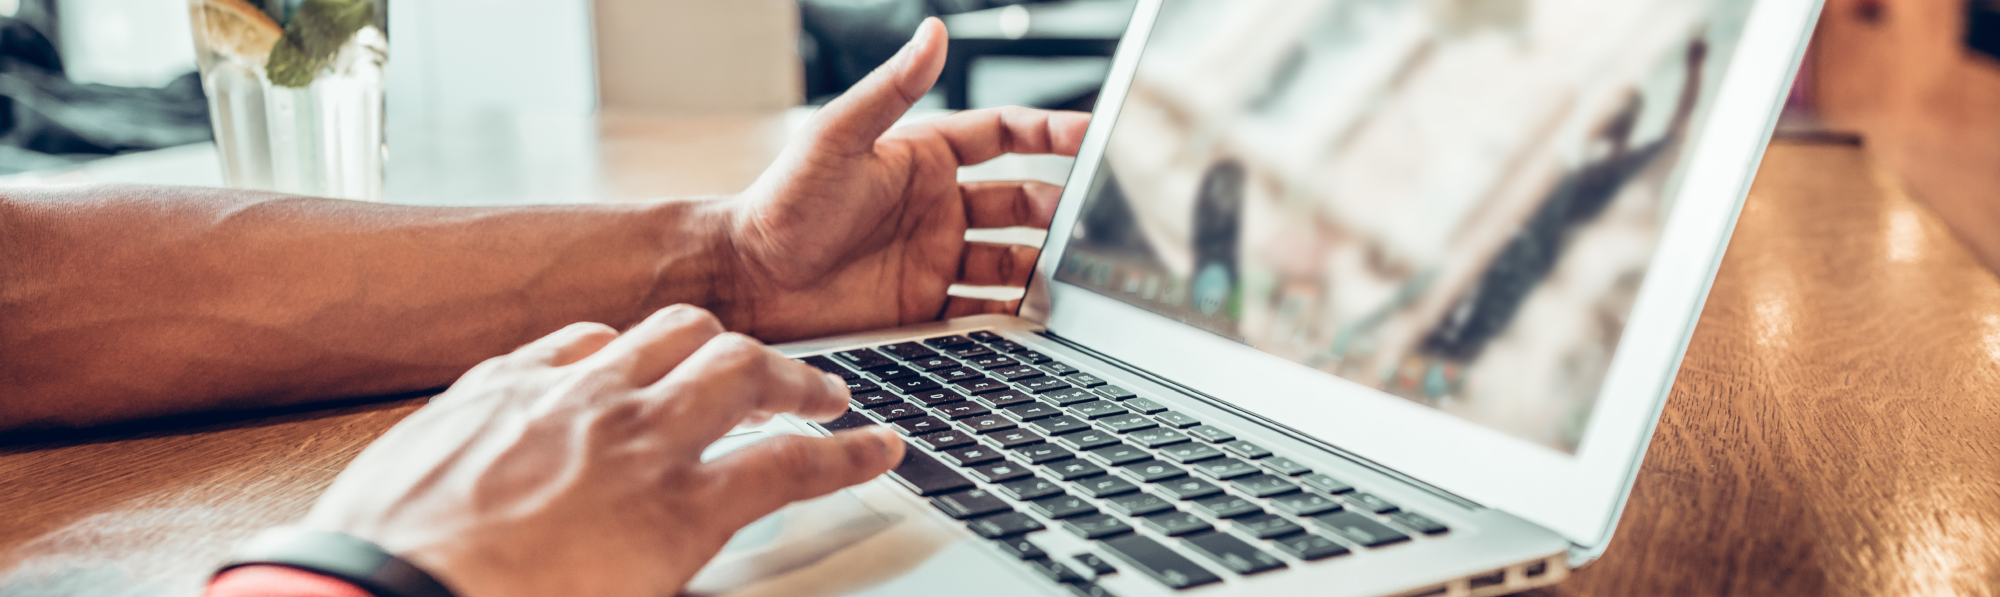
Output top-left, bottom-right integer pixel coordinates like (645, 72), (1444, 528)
(265, 0), (376, 87)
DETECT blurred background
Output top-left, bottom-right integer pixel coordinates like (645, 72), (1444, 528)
(1, 0), (1996, 270)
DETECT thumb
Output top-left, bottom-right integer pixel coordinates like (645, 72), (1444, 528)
(807, 17), (948, 156)
(700, 426), (906, 529)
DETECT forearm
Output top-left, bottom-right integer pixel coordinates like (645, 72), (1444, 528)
(0, 184), (736, 431)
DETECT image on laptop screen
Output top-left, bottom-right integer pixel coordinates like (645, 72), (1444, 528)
(1056, 0), (1759, 453)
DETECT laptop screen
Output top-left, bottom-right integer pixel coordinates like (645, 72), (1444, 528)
(1054, 0), (1759, 454)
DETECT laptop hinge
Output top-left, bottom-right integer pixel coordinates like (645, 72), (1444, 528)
(1035, 330), (1485, 512)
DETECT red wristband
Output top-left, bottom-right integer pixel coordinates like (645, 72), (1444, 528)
(207, 565), (375, 597)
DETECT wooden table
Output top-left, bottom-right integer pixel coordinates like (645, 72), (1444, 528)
(5, 135), (1999, 596)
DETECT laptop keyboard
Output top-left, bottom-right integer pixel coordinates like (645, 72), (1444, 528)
(802, 331), (1452, 595)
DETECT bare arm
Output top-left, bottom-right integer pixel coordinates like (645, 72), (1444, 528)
(0, 184), (735, 430)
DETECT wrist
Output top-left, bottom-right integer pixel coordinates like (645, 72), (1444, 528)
(634, 196), (755, 332)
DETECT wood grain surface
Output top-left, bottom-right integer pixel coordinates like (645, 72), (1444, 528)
(4, 140), (1999, 596)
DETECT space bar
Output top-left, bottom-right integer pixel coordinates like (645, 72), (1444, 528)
(886, 445), (975, 496)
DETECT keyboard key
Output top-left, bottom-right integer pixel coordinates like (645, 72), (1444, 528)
(1389, 511), (1450, 535)
(893, 416), (950, 436)
(961, 414), (1019, 434)
(1066, 581), (1116, 597)
(1026, 558), (1088, 584)
(1068, 373), (1108, 388)
(1345, 492), (1400, 513)
(820, 410), (875, 432)
(1268, 533), (1351, 561)
(1125, 428), (1191, 449)
(935, 401), (991, 420)
(1154, 411), (1201, 428)
(933, 367), (984, 383)
(888, 377), (943, 395)
(1071, 553), (1118, 576)
(888, 448), (975, 496)
(1141, 511), (1213, 537)
(833, 349), (895, 370)
(967, 330), (1004, 343)
(1042, 388), (1100, 406)
(1012, 443), (1073, 464)
(990, 339), (1029, 353)
(923, 335), (975, 348)
(1155, 477), (1225, 501)
(953, 377), (1009, 394)
(1190, 495), (1263, 519)
(1233, 513), (1305, 539)
(1186, 426), (1235, 443)
(1085, 444), (1151, 467)
(978, 389), (1038, 408)
(1073, 475), (1141, 499)
(908, 355), (961, 371)
(1121, 397), (1167, 414)
(969, 354), (1019, 370)
(845, 379), (881, 394)
(1220, 440), (1270, 459)
(932, 489), (1013, 519)
(1095, 413), (1158, 434)
(1103, 492), (1175, 517)
(1041, 362), (1081, 376)
(1015, 350), (1054, 364)
(867, 401), (925, 422)
(1098, 534), (1221, 590)
(989, 428), (1045, 449)
(1190, 458), (1260, 480)
(849, 391), (900, 409)
(905, 388), (968, 407)
(995, 476), (1065, 501)
(863, 366), (922, 382)
(967, 460), (1035, 483)
(994, 537), (1047, 560)
(1005, 401), (1063, 421)
(1181, 531), (1286, 575)
(968, 511), (1045, 539)
(913, 430), (975, 451)
(1044, 459), (1106, 481)
(946, 345), (995, 359)
(1312, 511), (1410, 547)
(1069, 401), (1126, 419)
(1299, 473), (1354, 494)
(1159, 442), (1226, 464)
(799, 355), (858, 379)
(1267, 492), (1343, 517)
(1028, 494), (1100, 519)
(1063, 513), (1134, 540)
(1056, 430), (1122, 451)
(1230, 474), (1301, 498)
(1022, 378), (1074, 394)
(1030, 415), (1090, 436)
(991, 365), (1046, 382)
(938, 445), (1005, 467)
(1094, 385), (1137, 400)
(1260, 456), (1311, 476)
(1120, 460), (1187, 483)
(880, 342), (937, 360)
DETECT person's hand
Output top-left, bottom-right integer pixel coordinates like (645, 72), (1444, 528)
(722, 17), (1092, 341)
(298, 305), (905, 597)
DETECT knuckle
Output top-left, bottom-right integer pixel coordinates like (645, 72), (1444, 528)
(765, 436), (827, 476)
(654, 304), (724, 334)
(704, 333), (773, 374)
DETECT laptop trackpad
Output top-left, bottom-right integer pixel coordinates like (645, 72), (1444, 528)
(686, 428), (1044, 597)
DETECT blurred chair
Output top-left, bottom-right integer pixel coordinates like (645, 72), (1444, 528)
(593, 0), (802, 112)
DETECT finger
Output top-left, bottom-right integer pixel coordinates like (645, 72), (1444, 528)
(647, 333), (852, 454)
(805, 18), (948, 157)
(962, 180), (1063, 229)
(959, 242), (1041, 287)
(943, 297), (1022, 319)
(514, 322), (620, 367)
(908, 106), (1092, 167)
(587, 304), (725, 385)
(699, 428), (905, 531)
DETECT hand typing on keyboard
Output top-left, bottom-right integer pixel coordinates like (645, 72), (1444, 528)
(301, 305), (904, 597)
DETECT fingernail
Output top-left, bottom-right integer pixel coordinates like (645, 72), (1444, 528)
(866, 426), (903, 463)
(895, 18), (936, 68)
(823, 372), (849, 397)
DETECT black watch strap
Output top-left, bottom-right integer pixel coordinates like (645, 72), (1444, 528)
(217, 528), (459, 597)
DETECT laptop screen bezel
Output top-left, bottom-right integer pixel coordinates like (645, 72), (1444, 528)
(1021, 0), (1821, 551)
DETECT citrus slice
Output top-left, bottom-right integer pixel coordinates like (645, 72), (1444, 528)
(189, 0), (283, 68)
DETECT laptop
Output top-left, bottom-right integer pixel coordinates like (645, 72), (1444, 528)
(688, 0), (1820, 595)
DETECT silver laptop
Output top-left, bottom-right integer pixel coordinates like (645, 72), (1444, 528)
(689, 0), (1819, 595)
